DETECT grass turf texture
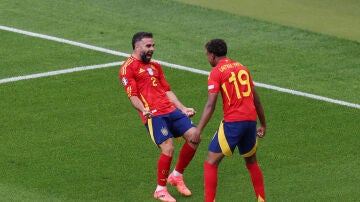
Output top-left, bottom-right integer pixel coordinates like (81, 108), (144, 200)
(0, 0), (359, 201)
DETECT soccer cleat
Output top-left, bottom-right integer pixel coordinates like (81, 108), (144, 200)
(257, 195), (265, 202)
(153, 188), (176, 202)
(167, 173), (192, 196)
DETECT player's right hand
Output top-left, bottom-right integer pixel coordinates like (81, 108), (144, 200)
(142, 109), (153, 119)
(183, 107), (196, 117)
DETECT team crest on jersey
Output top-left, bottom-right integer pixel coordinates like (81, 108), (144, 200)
(122, 77), (128, 86)
(161, 127), (169, 136)
(147, 67), (154, 76)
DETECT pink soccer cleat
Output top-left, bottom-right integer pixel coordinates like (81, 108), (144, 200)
(153, 188), (176, 202)
(167, 173), (192, 196)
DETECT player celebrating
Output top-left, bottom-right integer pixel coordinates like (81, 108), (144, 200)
(119, 32), (201, 202)
(194, 39), (267, 202)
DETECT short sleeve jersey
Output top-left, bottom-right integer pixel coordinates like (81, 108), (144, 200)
(208, 58), (257, 122)
(120, 56), (176, 123)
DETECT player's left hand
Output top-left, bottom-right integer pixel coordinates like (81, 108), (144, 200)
(182, 107), (196, 117)
(256, 125), (266, 138)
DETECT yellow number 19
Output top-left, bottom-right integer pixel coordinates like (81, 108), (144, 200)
(228, 70), (251, 99)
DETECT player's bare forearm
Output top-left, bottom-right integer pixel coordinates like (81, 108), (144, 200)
(197, 93), (218, 133)
(252, 88), (266, 126)
(197, 108), (214, 132)
(166, 91), (185, 110)
(129, 96), (146, 111)
(252, 88), (267, 137)
(166, 91), (196, 117)
(129, 96), (152, 118)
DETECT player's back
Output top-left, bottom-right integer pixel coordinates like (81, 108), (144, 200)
(214, 58), (257, 122)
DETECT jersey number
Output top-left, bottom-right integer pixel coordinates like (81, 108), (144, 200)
(151, 77), (158, 86)
(222, 70), (251, 101)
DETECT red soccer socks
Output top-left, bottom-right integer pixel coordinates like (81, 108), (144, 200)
(246, 162), (265, 201)
(157, 154), (172, 186)
(175, 142), (196, 174)
(204, 161), (265, 202)
(204, 161), (218, 202)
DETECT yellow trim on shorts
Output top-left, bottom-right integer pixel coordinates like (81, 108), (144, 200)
(218, 121), (233, 157)
(242, 138), (258, 157)
(147, 119), (156, 144)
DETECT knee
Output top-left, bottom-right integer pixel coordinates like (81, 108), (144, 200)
(162, 144), (175, 156)
(205, 158), (218, 166)
(244, 154), (257, 164)
(205, 153), (223, 166)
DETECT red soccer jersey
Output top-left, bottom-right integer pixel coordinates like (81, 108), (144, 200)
(208, 58), (257, 122)
(120, 56), (176, 123)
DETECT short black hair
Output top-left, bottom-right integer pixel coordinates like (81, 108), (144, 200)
(205, 39), (227, 57)
(132, 32), (153, 50)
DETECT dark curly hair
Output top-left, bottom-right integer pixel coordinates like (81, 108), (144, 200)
(205, 39), (227, 57)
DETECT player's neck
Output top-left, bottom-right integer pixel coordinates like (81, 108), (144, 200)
(214, 56), (226, 65)
(131, 53), (141, 61)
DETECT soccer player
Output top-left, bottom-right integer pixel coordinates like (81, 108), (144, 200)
(119, 32), (201, 202)
(194, 39), (267, 202)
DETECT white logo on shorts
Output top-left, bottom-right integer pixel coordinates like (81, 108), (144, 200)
(161, 127), (169, 136)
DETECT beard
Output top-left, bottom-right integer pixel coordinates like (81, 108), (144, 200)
(140, 51), (153, 63)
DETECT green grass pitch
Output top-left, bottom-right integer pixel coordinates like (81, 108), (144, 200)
(0, 0), (359, 201)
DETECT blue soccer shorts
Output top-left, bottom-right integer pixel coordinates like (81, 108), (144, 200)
(208, 120), (258, 157)
(145, 109), (195, 145)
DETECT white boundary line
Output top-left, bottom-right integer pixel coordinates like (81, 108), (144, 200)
(0, 25), (130, 58)
(0, 25), (359, 109)
(0, 62), (123, 84)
